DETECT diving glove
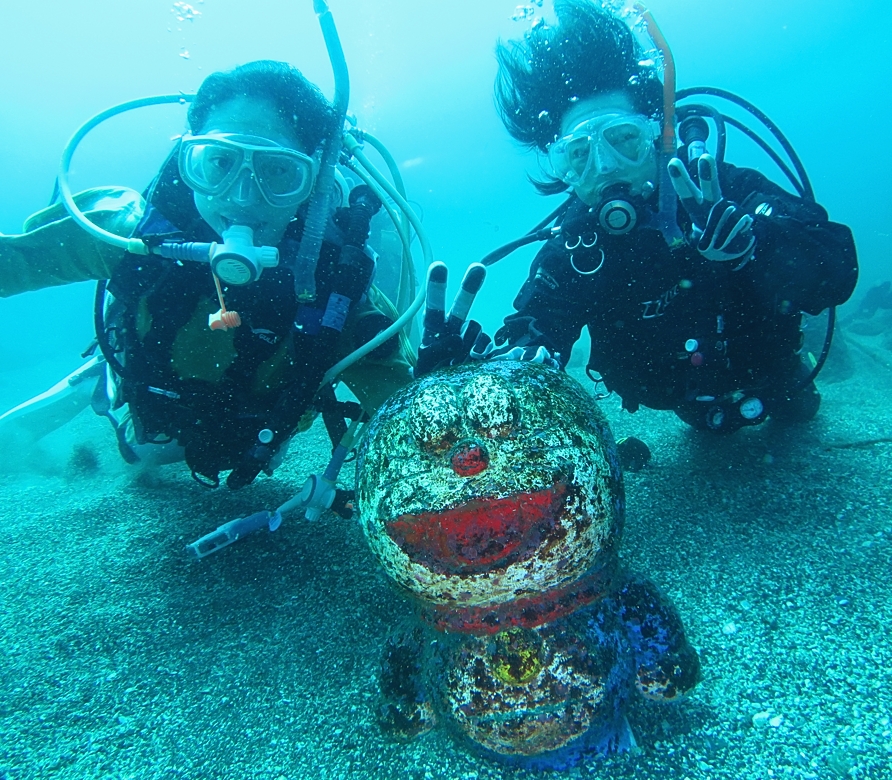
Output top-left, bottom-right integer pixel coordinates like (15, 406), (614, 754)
(668, 154), (755, 265)
(488, 343), (562, 370)
(413, 262), (491, 378)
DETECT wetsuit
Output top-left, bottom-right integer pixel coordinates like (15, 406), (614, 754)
(0, 186), (412, 482)
(497, 162), (858, 431)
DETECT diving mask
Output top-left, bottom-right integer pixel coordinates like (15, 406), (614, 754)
(179, 133), (318, 208)
(548, 113), (657, 187)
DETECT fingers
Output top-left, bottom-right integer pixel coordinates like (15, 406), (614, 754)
(667, 157), (700, 201)
(459, 319), (483, 352)
(726, 212), (754, 246)
(489, 344), (560, 369)
(421, 261), (487, 362)
(490, 346), (527, 363)
(699, 202), (735, 253)
(469, 329), (493, 360)
(697, 154), (723, 205)
(422, 262), (448, 346)
(698, 200), (756, 261)
(667, 157), (703, 215)
(445, 263), (486, 330)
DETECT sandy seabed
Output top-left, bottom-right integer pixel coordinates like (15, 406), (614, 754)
(1, 320), (891, 780)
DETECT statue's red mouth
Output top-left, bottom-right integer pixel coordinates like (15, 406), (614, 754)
(386, 484), (567, 575)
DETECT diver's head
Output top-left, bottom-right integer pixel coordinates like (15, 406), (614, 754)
(549, 91), (658, 206)
(183, 60), (334, 246)
(495, 0), (662, 197)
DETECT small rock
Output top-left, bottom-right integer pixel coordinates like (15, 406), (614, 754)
(722, 621), (738, 635)
(769, 715), (784, 728)
(752, 711), (772, 728)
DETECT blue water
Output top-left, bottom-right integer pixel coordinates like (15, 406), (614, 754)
(1, 0), (889, 405)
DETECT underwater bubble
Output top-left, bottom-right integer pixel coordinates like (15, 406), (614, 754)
(569, 96), (579, 103)
(179, 48), (190, 59)
(537, 110), (549, 121)
(172, 1), (201, 21)
(511, 5), (536, 22)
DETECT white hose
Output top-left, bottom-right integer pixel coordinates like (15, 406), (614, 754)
(57, 94), (195, 254)
(360, 132), (419, 318)
(315, 132), (438, 387)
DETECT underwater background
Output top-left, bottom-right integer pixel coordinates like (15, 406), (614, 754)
(1, 1), (891, 778)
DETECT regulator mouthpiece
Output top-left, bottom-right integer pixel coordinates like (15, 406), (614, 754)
(210, 225), (279, 285)
(679, 116), (710, 164)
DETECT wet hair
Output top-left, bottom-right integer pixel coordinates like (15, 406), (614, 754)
(188, 60), (334, 151)
(495, 0), (663, 158)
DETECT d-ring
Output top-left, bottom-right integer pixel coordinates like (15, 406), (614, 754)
(570, 248), (605, 275)
(581, 235), (598, 248)
(564, 235), (582, 251)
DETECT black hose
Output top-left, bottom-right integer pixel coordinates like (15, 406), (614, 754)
(720, 114), (805, 198)
(792, 308), (836, 395)
(479, 195), (574, 267)
(676, 86), (814, 201)
(676, 103), (727, 164)
(481, 228), (554, 267)
(93, 280), (128, 379)
(529, 195), (574, 233)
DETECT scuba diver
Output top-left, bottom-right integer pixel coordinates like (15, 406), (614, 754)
(0, 56), (417, 490)
(419, 0), (858, 435)
(842, 280), (892, 325)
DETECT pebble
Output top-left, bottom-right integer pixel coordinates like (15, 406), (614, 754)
(722, 621), (738, 635)
(769, 715), (784, 728)
(752, 711), (772, 728)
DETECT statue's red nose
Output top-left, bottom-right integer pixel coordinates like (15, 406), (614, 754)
(450, 441), (489, 477)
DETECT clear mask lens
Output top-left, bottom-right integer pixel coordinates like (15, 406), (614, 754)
(549, 114), (654, 185)
(179, 134), (317, 207)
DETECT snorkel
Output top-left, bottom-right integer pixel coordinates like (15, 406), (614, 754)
(291, 0), (350, 303)
(630, 1), (683, 244)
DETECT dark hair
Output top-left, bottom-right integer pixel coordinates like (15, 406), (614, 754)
(188, 60), (334, 151)
(495, 0), (663, 157)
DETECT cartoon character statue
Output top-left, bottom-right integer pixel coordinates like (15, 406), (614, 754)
(355, 361), (700, 769)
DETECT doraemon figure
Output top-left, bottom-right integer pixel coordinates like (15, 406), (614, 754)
(356, 361), (700, 769)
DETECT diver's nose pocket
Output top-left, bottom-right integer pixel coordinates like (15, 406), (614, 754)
(229, 168), (258, 205)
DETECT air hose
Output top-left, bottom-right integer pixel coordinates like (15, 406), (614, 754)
(57, 94), (196, 255)
(291, 0), (351, 303)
